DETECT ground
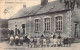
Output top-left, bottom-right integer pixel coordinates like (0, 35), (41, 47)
(0, 42), (80, 50)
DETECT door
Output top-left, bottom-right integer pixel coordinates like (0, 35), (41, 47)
(22, 24), (25, 34)
(74, 23), (79, 38)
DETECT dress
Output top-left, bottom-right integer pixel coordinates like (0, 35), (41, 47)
(53, 38), (58, 47)
(43, 38), (46, 45)
(20, 37), (24, 45)
(10, 36), (14, 45)
(34, 38), (37, 46)
(50, 38), (54, 46)
(15, 36), (19, 45)
(37, 38), (40, 45)
(27, 35), (30, 39)
(57, 39), (61, 46)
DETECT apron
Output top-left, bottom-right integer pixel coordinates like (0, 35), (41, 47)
(43, 39), (46, 45)
(10, 36), (14, 45)
(15, 36), (19, 45)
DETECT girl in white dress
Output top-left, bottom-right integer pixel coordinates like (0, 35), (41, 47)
(43, 38), (47, 47)
(36, 37), (40, 47)
(50, 37), (54, 47)
(53, 35), (58, 47)
(20, 36), (24, 45)
(43, 38), (46, 47)
(15, 35), (19, 45)
(10, 35), (14, 45)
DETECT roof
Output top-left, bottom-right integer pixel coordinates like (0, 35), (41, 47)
(72, 7), (80, 22)
(10, 0), (66, 19)
(76, 0), (80, 3)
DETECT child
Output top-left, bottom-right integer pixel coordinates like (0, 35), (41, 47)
(30, 38), (34, 48)
(43, 37), (46, 47)
(34, 36), (37, 48)
(53, 35), (57, 47)
(10, 35), (14, 45)
(15, 35), (19, 45)
(36, 37), (40, 47)
(57, 35), (62, 47)
(19, 36), (24, 45)
(50, 37), (54, 47)
(68, 36), (72, 47)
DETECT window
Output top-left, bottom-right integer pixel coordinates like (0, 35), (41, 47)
(44, 18), (51, 32)
(22, 24), (25, 34)
(55, 16), (63, 32)
(35, 19), (40, 32)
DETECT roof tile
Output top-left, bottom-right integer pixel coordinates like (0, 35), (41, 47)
(10, 0), (65, 19)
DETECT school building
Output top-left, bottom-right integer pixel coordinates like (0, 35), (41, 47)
(8, 0), (80, 39)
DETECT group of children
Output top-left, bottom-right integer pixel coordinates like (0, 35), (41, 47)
(9, 35), (24, 45)
(29, 35), (62, 48)
(9, 34), (72, 47)
(28, 34), (72, 48)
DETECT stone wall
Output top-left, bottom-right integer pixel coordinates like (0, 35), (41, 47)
(8, 10), (74, 38)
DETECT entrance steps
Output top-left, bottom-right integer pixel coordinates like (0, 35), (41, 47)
(73, 38), (80, 43)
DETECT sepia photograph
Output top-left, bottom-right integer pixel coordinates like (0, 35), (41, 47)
(0, 0), (80, 50)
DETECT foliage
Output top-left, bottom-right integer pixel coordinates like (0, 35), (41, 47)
(1, 29), (9, 34)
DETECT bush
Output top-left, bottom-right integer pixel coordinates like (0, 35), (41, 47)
(1, 28), (9, 41)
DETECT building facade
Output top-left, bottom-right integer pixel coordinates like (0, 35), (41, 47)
(8, 0), (80, 38)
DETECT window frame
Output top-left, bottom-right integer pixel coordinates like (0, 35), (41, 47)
(43, 16), (51, 33)
(34, 18), (40, 33)
(54, 14), (63, 32)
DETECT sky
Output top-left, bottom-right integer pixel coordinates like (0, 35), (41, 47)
(0, 0), (55, 19)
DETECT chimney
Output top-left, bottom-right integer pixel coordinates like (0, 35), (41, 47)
(23, 4), (26, 8)
(58, 0), (65, 3)
(41, 0), (48, 5)
(59, 0), (62, 2)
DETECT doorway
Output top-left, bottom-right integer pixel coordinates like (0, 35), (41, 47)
(22, 24), (25, 34)
(74, 23), (79, 38)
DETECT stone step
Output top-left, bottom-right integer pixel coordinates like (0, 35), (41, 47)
(77, 36), (80, 39)
(73, 38), (80, 43)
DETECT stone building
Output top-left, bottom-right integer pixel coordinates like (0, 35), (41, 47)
(8, 0), (80, 39)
